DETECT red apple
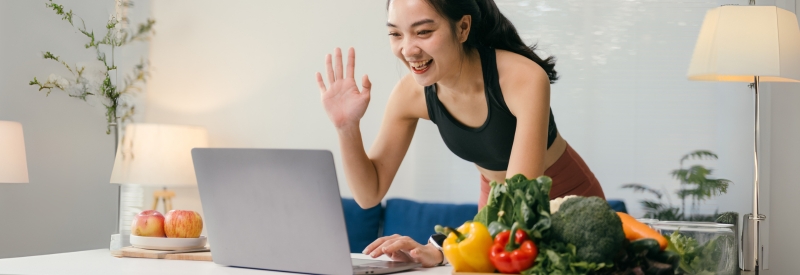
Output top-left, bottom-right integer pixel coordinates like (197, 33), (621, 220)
(131, 210), (166, 237)
(164, 210), (203, 238)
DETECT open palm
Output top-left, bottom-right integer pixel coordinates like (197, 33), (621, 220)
(316, 47), (372, 129)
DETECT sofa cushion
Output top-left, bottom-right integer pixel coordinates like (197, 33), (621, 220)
(382, 198), (478, 244)
(341, 198), (383, 253)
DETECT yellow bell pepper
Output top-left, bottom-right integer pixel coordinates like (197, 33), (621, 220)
(442, 221), (495, 273)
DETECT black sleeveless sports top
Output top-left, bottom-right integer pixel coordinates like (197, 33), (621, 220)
(424, 45), (558, 171)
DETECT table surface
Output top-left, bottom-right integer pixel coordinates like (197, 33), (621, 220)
(0, 249), (453, 275)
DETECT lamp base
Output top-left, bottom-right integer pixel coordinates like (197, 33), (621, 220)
(109, 184), (144, 255)
(741, 213), (767, 273)
(109, 232), (131, 256)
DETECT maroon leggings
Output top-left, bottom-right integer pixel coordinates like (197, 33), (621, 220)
(479, 143), (606, 209)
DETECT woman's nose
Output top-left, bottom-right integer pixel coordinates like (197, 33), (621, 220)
(401, 40), (421, 57)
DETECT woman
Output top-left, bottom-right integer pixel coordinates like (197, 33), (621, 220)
(315, 0), (605, 267)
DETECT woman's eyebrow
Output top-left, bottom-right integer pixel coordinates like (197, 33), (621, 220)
(386, 19), (435, 28)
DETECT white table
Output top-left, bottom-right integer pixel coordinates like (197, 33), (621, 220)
(0, 249), (453, 275)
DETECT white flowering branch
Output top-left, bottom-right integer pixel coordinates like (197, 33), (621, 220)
(29, 0), (155, 134)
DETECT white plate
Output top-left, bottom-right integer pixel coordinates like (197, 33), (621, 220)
(129, 235), (207, 251)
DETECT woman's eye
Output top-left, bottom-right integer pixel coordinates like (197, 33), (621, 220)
(388, 32), (400, 37)
(418, 30), (431, 35)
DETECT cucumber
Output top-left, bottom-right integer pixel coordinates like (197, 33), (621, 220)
(630, 238), (660, 256)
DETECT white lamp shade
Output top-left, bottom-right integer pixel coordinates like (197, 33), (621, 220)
(688, 5), (800, 82)
(0, 121), (29, 183)
(110, 123), (209, 186)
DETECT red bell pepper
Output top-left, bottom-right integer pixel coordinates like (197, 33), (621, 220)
(489, 223), (538, 274)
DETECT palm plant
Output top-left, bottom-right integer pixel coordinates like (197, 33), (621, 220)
(622, 150), (732, 221)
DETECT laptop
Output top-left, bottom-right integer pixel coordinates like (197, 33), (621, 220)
(192, 148), (422, 275)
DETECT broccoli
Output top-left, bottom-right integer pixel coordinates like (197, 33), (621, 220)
(549, 196), (625, 264)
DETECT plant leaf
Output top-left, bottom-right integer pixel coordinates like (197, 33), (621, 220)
(621, 183), (663, 199)
(680, 150), (718, 166)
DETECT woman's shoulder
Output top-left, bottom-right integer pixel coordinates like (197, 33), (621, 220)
(493, 48), (547, 80)
(387, 73), (429, 120)
(395, 73), (425, 92)
(493, 48), (549, 95)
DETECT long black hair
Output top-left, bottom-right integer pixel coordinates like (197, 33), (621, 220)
(387, 0), (559, 84)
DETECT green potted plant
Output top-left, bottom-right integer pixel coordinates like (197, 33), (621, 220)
(621, 150), (733, 221)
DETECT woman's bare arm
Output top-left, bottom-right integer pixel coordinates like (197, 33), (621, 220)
(498, 51), (552, 180)
(340, 75), (422, 208)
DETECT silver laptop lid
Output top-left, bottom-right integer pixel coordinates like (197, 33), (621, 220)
(192, 148), (353, 274)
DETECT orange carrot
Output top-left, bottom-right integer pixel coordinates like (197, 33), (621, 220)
(617, 212), (667, 250)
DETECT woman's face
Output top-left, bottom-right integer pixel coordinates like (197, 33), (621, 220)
(387, 0), (464, 87)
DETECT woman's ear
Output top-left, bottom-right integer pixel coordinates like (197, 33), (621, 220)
(457, 15), (472, 43)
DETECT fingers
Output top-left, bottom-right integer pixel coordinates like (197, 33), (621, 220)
(346, 47), (355, 80)
(387, 249), (415, 262)
(363, 235), (419, 258)
(381, 236), (417, 255)
(362, 236), (442, 266)
(334, 47), (343, 80)
(361, 75), (371, 97)
(362, 234), (395, 255)
(315, 72), (326, 93)
(325, 53), (335, 85)
(320, 47), (363, 94)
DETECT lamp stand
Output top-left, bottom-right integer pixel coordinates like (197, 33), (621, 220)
(108, 121), (144, 256)
(742, 76), (767, 274)
(152, 187), (175, 214)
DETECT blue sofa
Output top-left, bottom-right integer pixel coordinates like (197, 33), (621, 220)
(341, 198), (628, 253)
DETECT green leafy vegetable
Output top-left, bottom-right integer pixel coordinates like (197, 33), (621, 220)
(487, 221), (510, 238)
(665, 230), (735, 275)
(522, 240), (608, 275)
(474, 174), (553, 240)
(594, 239), (678, 275)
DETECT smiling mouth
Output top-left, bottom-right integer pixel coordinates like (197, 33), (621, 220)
(410, 59), (433, 74)
(410, 59), (433, 71)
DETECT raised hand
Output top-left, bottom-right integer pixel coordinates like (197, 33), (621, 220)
(316, 47), (372, 129)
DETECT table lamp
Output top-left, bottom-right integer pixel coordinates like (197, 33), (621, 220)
(110, 123), (209, 214)
(0, 121), (29, 184)
(687, 4), (800, 273)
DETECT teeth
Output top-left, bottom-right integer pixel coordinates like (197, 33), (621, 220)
(410, 59), (432, 69)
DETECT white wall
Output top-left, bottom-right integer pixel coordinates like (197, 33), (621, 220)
(145, 0), (423, 203)
(764, 1), (800, 274)
(766, 85), (800, 275)
(0, 0), (150, 258)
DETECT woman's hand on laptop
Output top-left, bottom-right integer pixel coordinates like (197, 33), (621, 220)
(362, 234), (443, 268)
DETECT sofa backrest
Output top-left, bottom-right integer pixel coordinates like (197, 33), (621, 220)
(382, 198), (478, 245)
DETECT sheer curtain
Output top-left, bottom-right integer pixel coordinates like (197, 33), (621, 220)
(403, 0), (757, 224)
